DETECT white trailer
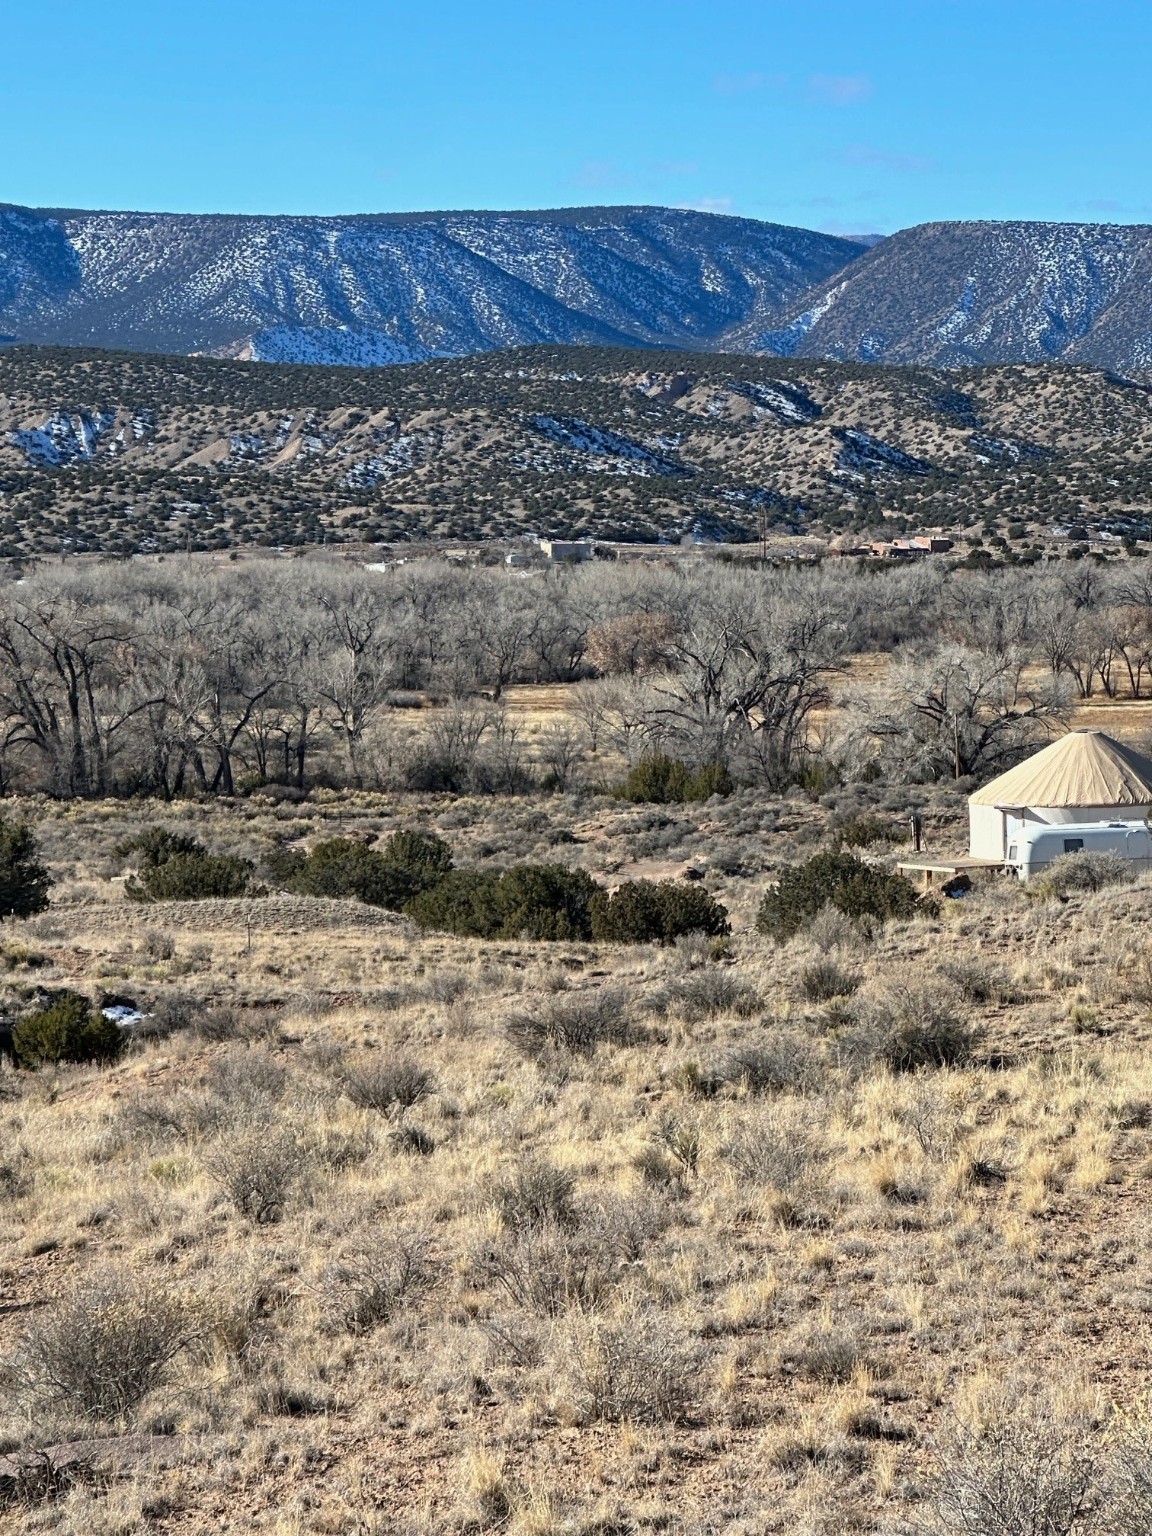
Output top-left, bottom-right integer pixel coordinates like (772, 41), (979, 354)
(1007, 819), (1152, 881)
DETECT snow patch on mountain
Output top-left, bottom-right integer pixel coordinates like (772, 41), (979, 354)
(11, 411), (117, 465)
(520, 415), (690, 476)
(937, 276), (978, 343)
(733, 380), (822, 423)
(967, 433), (1050, 464)
(237, 327), (433, 367)
(344, 434), (433, 488)
(834, 428), (933, 481)
(753, 281), (849, 355)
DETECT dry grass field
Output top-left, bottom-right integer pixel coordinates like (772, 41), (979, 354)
(0, 784), (1146, 1533)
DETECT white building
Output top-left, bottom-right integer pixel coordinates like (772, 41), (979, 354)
(539, 539), (593, 563)
(968, 728), (1152, 861)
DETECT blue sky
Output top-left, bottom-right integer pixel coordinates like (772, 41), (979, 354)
(2, 0), (1147, 232)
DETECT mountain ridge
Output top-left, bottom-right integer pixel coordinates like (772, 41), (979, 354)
(7, 204), (1152, 372)
(752, 218), (1152, 371)
(0, 204), (864, 363)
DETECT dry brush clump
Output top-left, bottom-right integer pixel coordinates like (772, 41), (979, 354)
(838, 967), (978, 1074)
(559, 1309), (705, 1425)
(203, 1126), (302, 1223)
(321, 1229), (437, 1335)
(337, 1055), (436, 1114)
(926, 1413), (1100, 1536)
(17, 1269), (194, 1422)
(505, 988), (632, 1060)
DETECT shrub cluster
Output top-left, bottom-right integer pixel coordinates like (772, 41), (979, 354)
(407, 863), (600, 940)
(612, 754), (733, 805)
(118, 819), (729, 949)
(589, 879), (730, 944)
(13, 989), (124, 1068)
(120, 827), (254, 903)
(269, 829), (452, 910)
(756, 851), (926, 942)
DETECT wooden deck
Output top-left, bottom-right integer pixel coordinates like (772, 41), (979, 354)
(896, 856), (1005, 891)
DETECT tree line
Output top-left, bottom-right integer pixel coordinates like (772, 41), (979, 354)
(0, 555), (1148, 799)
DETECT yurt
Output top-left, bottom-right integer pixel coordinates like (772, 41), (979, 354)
(968, 729), (1152, 861)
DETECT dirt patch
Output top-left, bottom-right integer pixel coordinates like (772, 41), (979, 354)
(49, 894), (411, 936)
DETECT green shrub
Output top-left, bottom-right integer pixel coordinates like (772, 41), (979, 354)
(0, 815), (51, 919)
(407, 863), (600, 941)
(273, 838), (408, 907)
(589, 879), (730, 944)
(121, 825), (253, 902)
(405, 867), (505, 937)
(13, 990), (124, 1068)
(496, 865), (599, 940)
(613, 754), (733, 805)
(382, 829), (453, 884)
(271, 830), (453, 910)
(116, 827), (205, 867)
(126, 852), (253, 902)
(756, 852), (924, 943)
(590, 878), (663, 942)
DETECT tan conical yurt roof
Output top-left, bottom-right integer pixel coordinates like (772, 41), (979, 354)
(969, 729), (1152, 807)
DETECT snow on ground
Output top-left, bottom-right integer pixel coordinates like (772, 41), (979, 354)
(244, 327), (434, 367)
(833, 428), (933, 480)
(11, 411), (117, 465)
(519, 415), (690, 476)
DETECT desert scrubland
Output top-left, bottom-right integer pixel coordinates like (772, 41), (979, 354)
(0, 554), (1145, 1533)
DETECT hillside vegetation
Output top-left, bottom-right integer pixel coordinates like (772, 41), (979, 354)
(2, 345), (1152, 549)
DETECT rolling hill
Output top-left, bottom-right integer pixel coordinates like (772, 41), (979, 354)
(2, 343), (1151, 553)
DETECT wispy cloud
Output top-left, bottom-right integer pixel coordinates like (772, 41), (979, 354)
(713, 70), (788, 95)
(676, 196), (735, 215)
(1081, 198), (1123, 213)
(808, 73), (873, 106)
(842, 144), (933, 173)
(653, 159), (699, 177)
